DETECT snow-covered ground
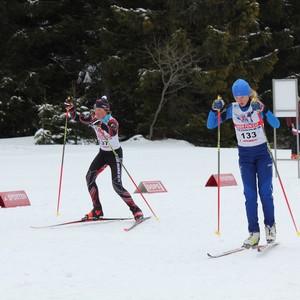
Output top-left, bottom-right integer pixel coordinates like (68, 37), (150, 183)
(1, 136), (300, 300)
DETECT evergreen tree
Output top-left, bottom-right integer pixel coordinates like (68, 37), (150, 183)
(259, 0), (300, 83)
(186, 0), (278, 146)
(0, 0), (91, 138)
(258, 0), (300, 147)
(81, 1), (169, 139)
(0, 0), (298, 146)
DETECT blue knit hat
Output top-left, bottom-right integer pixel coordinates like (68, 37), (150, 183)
(232, 79), (251, 97)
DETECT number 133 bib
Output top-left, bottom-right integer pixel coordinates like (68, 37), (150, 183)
(232, 103), (266, 147)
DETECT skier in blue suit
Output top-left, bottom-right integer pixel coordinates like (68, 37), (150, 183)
(207, 79), (280, 247)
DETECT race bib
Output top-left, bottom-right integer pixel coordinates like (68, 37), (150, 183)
(232, 103), (266, 147)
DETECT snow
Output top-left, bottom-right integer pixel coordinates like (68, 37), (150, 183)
(1, 135), (300, 300)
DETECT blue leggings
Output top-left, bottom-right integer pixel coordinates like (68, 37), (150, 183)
(238, 143), (275, 232)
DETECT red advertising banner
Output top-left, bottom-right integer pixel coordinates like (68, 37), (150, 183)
(135, 181), (167, 194)
(0, 190), (31, 208)
(205, 173), (237, 187)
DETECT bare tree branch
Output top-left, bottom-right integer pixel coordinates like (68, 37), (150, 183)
(145, 34), (199, 139)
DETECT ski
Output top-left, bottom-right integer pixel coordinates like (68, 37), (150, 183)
(123, 216), (151, 232)
(257, 242), (279, 253)
(207, 245), (263, 258)
(31, 217), (133, 229)
(207, 247), (246, 258)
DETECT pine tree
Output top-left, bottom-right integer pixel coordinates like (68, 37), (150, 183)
(0, 0), (297, 145)
(0, 0), (91, 138)
(259, 0), (300, 81)
(82, 0), (170, 139)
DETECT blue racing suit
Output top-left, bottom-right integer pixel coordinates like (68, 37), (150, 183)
(207, 102), (280, 232)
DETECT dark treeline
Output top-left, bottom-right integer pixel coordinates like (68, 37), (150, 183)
(0, 0), (299, 146)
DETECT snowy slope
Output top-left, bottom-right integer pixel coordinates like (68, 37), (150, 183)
(1, 136), (300, 300)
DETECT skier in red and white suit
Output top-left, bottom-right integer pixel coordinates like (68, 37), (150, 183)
(65, 96), (143, 220)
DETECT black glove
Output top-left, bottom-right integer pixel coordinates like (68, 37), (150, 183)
(91, 114), (100, 125)
(79, 112), (100, 125)
(64, 97), (75, 112)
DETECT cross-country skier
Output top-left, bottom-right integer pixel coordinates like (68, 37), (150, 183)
(64, 96), (144, 221)
(206, 79), (280, 248)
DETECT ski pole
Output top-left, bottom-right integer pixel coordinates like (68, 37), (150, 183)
(56, 108), (69, 216)
(253, 99), (300, 236)
(94, 125), (159, 220)
(216, 95), (222, 236)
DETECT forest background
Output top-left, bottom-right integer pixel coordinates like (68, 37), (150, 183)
(0, 0), (299, 147)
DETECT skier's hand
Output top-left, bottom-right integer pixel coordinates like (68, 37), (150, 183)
(64, 97), (74, 111)
(292, 128), (298, 136)
(91, 114), (100, 125)
(212, 97), (224, 111)
(251, 98), (264, 112)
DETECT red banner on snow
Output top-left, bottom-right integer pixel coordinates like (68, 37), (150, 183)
(205, 174), (237, 187)
(134, 181), (167, 194)
(0, 190), (31, 208)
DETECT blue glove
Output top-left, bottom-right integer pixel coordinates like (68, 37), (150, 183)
(212, 97), (225, 111)
(251, 98), (263, 112)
